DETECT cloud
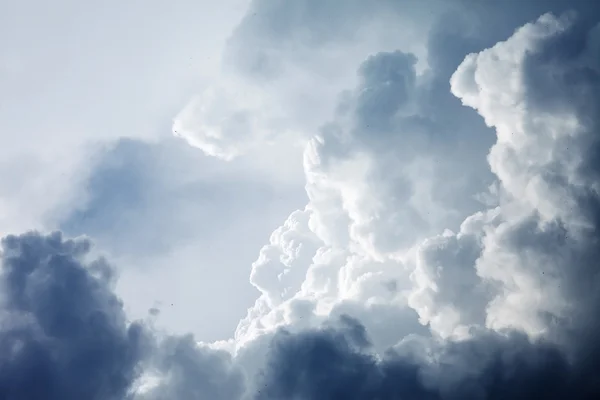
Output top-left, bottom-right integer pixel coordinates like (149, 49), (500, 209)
(0, 0), (247, 235)
(260, 11), (600, 398)
(237, 7), (600, 400)
(172, 0), (451, 161)
(232, 12), (504, 347)
(6, 1), (600, 399)
(257, 317), (598, 400)
(249, 208), (322, 308)
(449, 11), (600, 340)
(228, 0), (600, 344)
(222, 0), (440, 80)
(0, 231), (146, 399)
(408, 213), (495, 338)
(172, 80), (281, 161)
(136, 335), (245, 400)
(58, 137), (306, 342)
(0, 231), (247, 400)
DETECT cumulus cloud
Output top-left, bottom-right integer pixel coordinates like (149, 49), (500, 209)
(171, 0), (452, 161)
(408, 213), (495, 337)
(233, 7), (504, 347)
(6, 0), (600, 399)
(0, 0), (247, 235)
(172, 80), (282, 161)
(449, 11), (600, 339)
(0, 231), (247, 400)
(0, 231), (146, 399)
(249, 208), (321, 307)
(222, 0), (440, 79)
(257, 318), (598, 400)
(237, 6), (600, 400)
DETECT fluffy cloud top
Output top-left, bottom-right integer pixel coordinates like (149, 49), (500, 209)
(245, 11), (600, 397)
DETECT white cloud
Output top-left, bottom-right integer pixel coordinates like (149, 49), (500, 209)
(449, 12), (600, 339)
(232, 35), (499, 349)
(229, 9), (600, 374)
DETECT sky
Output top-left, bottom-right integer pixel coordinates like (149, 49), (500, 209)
(2, 0), (600, 399)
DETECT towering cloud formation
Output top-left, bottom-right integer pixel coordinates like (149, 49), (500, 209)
(4, 1), (600, 400)
(252, 11), (600, 400)
(258, 323), (591, 399)
(449, 12), (600, 340)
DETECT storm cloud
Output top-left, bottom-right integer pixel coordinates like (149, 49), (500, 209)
(0, 232), (145, 399)
(4, 1), (600, 400)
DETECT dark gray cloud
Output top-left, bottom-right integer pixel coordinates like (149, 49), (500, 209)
(138, 335), (245, 400)
(256, 317), (598, 400)
(0, 231), (146, 400)
(6, 2), (600, 400)
(0, 231), (247, 400)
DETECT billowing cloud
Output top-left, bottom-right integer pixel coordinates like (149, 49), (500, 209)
(171, 0), (453, 161)
(257, 317), (598, 400)
(0, 231), (247, 400)
(240, 6), (600, 400)
(5, 0), (600, 399)
(0, 231), (146, 399)
(249, 208), (321, 307)
(0, 0), (247, 235)
(136, 335), (245, 400)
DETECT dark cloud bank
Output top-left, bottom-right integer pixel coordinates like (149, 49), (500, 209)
(3, 2), (600, 400)
(0, 232), (245, 400)
(0, 232), (145, 400)
(0, 230), (597, 399)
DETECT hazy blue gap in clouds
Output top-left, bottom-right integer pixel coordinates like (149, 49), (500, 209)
(56, 136), (306, 342)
